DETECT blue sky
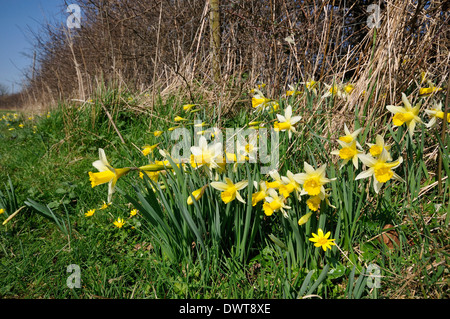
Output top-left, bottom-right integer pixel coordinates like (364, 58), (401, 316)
(0, 0), (68, 93)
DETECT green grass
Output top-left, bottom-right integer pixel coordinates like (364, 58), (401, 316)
(0, 83), (448, 299)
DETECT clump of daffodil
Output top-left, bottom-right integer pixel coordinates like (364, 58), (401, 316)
(273, 105), (302, 139)
(187, 185), (208, 205)
(113, 217), (125, 228)
(386, 93), (422, 139)
(356, 148), (404, 194)
(424, 101), (449, 128)
(210, 177), (248, 204)
(366, 134), (392, 160)
(262, 189), (291, 218)
(331, 138), (363, 169)
(141, 143), (159, 156)
(309, 228), (336, 252)
(294, 162), (334, 197)
(88, 148), (131, 203)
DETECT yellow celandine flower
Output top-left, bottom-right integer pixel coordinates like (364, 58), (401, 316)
(113, 217), (125, 228)
(99, 201), (111, 210)
(0, 208), (5, 214)
(187, 185), (208, 205)
(279, 170), (302, 198)
(366, 134), (392, 160)
(424, 101), (450, 128)
(262, 189), (291, 218)
(88, 148), (131, 203)
(130, 209), (138, 216)
(356, 148), (404, 194)
(141, 143), (159, 156)
(293, 162), (334, 197)
(298, 212), (312, 226)
(309, 228), (336, 251)
(210, 177), (248, 204)
(85, 209), (95, 217)
(190, 136), (223, 171)
(273, 105), (302, 140)
(386, 93), (422, 139)
(331, 140), (363, 169)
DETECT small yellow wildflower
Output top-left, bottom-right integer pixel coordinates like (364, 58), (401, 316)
(130, 209), (138, 216)
(99, 201), (111, 210)
(309, 228), (336, 251)
(0, 208), (5, 214)
(113, 217), (125, 228)
(85, 209), (95, 217)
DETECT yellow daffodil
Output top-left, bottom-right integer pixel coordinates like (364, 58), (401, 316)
(419, 86), (442, 97)
(88, 148), (131, 203)
(210, 177), (248, 204)
(251, 181), (268, 206)
(183, 104), (197, 111)
(386, 93), (422, 139)
(265, 170), (284, 189)
(142, 143), (159, 156)
(139, 170), (161, 182)
(309, 228), (336, 251)
(298, 212), (313, 226)
(113, 217), (125, 228)
(190, 136), (223, 171)
(331, 140), (363, 169)
(306, 190), (334, 212)
(424, 101), (450, 128)
(85, 209), (95, 217)
(356, 148), (404, 194)
(338, 124), (363, 145)
(343, 83), (355, 95)
(286, 84), (302, 96)
(304, 79), (318, 95)
(293, 162), (334, 197)
(153, 130), (163, 137)
(322, 83), (344, 99)
(251, 89), (278, 113)
(262, 189), (291, 218)
(174, 116), (188, 122)
(273, 105), (302, 139)
(366, 134), (392, 160)
(187, 185), (207, 205)
(279, 170), (302, 198)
